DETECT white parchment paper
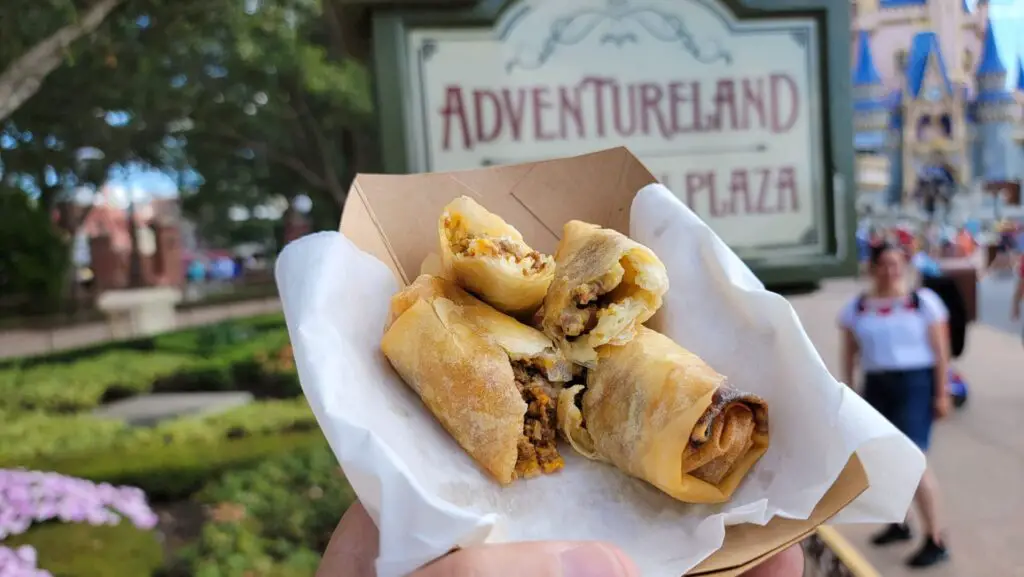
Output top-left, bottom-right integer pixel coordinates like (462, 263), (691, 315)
(275, 184), (926, 577)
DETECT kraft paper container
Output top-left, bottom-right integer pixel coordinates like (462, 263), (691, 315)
(277, 147), (921, 577)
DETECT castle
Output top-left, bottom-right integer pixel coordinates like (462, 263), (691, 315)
(851, 0), (1024, 218)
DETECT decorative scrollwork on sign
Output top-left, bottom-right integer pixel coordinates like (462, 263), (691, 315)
(790, 29), (809, 48)
(421, 39), (438, 62)
(506, 0), (732, 72)
(800, 226), (818, 245)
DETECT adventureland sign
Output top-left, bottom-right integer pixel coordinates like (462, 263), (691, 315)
(402, 0), (826, 257)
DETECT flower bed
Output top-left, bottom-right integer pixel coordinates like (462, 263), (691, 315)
(0, 314), (347, 576)
(0, 470), (162, 577)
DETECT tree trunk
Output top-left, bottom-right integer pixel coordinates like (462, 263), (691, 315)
(0, 0), (123, 122)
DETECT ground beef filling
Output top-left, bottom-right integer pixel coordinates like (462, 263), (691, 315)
(511, 361), (563, 479)
(453, 234), (549, 274)
(560, 272), (622, 339)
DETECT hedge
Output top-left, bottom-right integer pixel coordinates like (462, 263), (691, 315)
(17, 429), (327, 502)
(166, 442), (354, 577)
(0, 351), (196, 412)
(0, 326), (295, 414)
(0, 313), (286, 371)
(2, 398), (317, 464)
(4, 520), (164, 577)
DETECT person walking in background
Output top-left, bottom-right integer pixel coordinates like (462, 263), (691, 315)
(910, 236), (943, 281)
(954, 227), (975, 258)
(838, 242), (952, 568)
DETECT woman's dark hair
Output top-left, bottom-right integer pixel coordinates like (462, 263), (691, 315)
(869, 241), (900, 266)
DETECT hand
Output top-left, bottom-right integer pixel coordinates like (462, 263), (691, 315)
(934, 394), (953, 419)
(318, 501), (804, 577)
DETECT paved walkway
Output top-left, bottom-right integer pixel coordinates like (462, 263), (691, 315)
(789, 278), (1024, 577)
(0, 299), (282, 360)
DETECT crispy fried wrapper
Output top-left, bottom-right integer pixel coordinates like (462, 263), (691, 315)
(540, 220), (669, 366)
(381, 275), (572, 484)
(438, 196), (555, 317)
(557, 327), (769, 504)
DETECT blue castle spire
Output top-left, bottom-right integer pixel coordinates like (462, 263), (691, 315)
(906, 32), (953, 99)
(975, 16), (1013, 104)
(851, 28), (894, 200)
(853, 30), (883, 87)
(1017, 58), (1024, 92)
(852, 30), (888, 118)
(973, 17), (1016, 183)
(977, 17), (1007, 77)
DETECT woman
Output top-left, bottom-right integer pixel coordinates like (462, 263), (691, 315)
(838, 242), (952, 568)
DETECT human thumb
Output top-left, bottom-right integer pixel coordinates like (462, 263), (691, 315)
(414, 541), (639, 577)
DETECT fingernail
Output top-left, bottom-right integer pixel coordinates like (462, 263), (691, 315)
(560, 544), (634, 577)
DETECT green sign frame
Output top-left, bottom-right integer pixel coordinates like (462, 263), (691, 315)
(371, 0), (856, 287)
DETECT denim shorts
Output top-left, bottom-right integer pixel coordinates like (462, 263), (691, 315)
(863, 368), (936, 451)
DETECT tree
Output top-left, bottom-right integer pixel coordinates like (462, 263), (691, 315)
(2, 0), (376, 253)
(0, 0), (124, 122)
(0, 185), (70, 314)
(173, 0), (375, 222)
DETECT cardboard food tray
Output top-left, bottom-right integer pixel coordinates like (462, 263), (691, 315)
(339, 147), (870, 575)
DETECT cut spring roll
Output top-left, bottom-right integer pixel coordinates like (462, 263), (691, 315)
(382, 275), (572, 484)
(557, 327), (769, 504)
(540, 220), (669, 366)
(439, 196), (555, 317)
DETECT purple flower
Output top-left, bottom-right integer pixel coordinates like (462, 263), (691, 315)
(0, 544), (52, 577)
(0, 469), (159, 539)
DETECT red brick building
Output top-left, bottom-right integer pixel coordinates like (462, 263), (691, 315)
(56, 186), (186, 291)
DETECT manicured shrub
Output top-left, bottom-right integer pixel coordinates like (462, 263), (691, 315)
(0, 412), (130, 463)
(0, 351), (195, 412)
(166, 443), (354, 577)
(19, 430), (326, 502)
(151, 359), (236, 393)
(2, 399), (316, 466)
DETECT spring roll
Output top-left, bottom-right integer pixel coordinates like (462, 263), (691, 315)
(439, 196), (555, 317)
(557, 327), (769, 504)
(540, 220), (669, 366)
(381, 275), (572, 485)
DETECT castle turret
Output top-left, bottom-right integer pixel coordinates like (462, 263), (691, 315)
(973, 17), (1015, 183)
(852, 30), (897, 208)
(852, 30), (889, 141)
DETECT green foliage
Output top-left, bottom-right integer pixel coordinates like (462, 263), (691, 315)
(0, 351), (195, 412)
(4, 519), (165, 577)
(167, 443), (354, 577)
(144, 398), (316, 445)
(150, 314), (285, 357)
(0, 187), (70, 314)
(0, 411), (130, 462)
(18, 429), (326, 501)
(0, 317), (293, 412)
(1, 398), (315, 463)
